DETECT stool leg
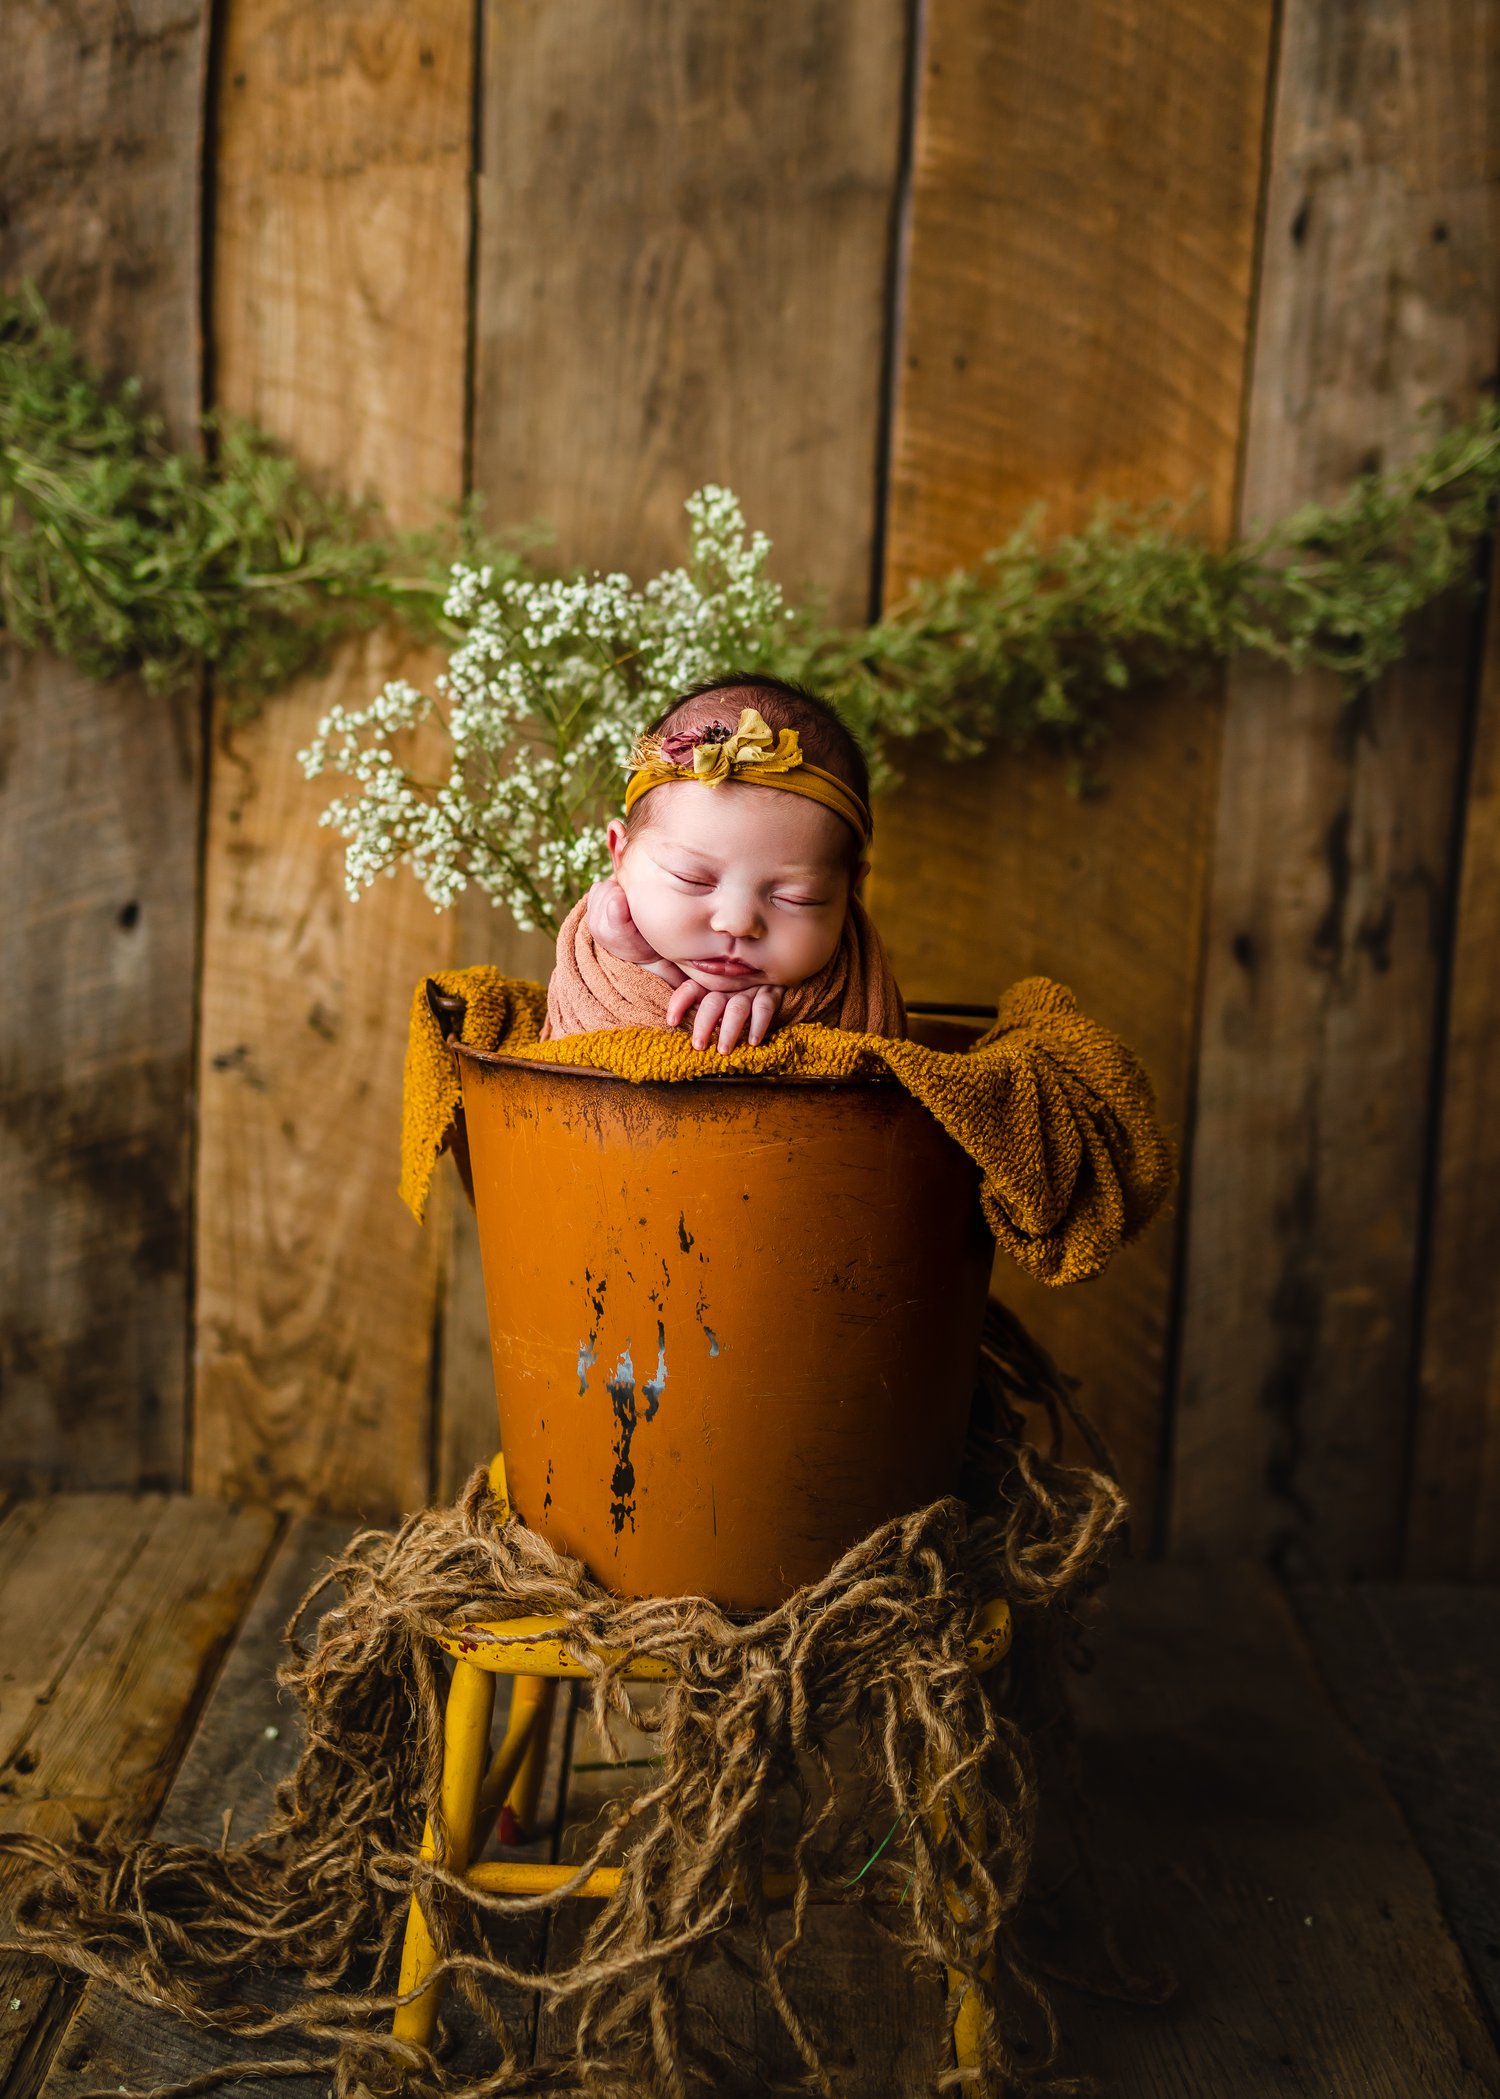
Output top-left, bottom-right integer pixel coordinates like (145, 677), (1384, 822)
(947, 1958), (989, 2075)
(498, 1676), (558, 1843)
(394, 1658), (496, 2047)
(927, 1774), (994, 2079)
(471, 1673), (556, 1849)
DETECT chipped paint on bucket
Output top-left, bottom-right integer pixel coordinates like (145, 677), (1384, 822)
(456, 1049), (994, 1611)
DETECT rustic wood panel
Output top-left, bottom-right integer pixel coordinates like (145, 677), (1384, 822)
(194, 4), (473, 1518)
(1169, 0), (1500, 1573)
(1293, 1579), (1500, 2040)
(1406, 536), (1500, 1578)
(871, 0), (1276, 1532)
(34, 1507), (571, 2094)
(0, 0), (208, 1493)
(1044, 1562), (1500, 2095)
(39, 1513), (350, 2099)
(5, 1504), (1496, 2094)
(472, 0), (907, 606)
(0, 1494), (277, 2094)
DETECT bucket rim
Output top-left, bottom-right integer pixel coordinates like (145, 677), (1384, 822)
(451, 1040), (901, 1090)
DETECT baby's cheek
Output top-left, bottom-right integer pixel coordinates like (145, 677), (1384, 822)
(622, 880), (692, 955)
(796, 911), (847, 974)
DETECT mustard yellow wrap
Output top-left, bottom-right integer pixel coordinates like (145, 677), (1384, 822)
(402, 968), (1175, 1288)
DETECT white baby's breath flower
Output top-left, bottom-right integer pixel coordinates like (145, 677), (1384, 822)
(302, 488), (790, 936)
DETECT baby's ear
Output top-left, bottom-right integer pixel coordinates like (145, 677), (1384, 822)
(852, 856), (871, 893)
(605, 818), (629, 873)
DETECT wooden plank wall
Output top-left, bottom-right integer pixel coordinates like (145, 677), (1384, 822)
(1170, 0), (1500, 1576)
(869, 0), (1276, 1536)
(0, 0), (208, 1494)
(1406, 534), (1500, 1579)
(192, 4), (471, 1517)
(4, 0), (1500, 1578)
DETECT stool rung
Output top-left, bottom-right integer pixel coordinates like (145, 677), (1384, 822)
(465, 1860), (893, 1905)
(437, 1596), (1012, 1679)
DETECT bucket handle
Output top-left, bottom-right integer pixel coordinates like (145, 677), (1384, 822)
(426, 981), (476, 1206)
(427, 980), (468, 1042)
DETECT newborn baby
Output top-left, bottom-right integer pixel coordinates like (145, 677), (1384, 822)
(543, 674), (906, 1048)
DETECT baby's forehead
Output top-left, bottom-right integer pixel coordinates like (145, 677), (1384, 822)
(644, 782), (847, 867)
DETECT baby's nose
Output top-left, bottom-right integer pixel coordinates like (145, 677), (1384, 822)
(710, 892), (764, 939)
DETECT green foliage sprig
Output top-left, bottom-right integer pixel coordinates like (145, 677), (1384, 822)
(779, 410), (1500, 777)
(3, 282), (1498, 772)
(0, 286), (529, 706)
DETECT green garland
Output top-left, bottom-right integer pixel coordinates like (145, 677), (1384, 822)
(4, 283), (1498, 769)
(0, 286), (533, 711)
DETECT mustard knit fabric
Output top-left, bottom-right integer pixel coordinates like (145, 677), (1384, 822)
(401, 969), (1174, 1286)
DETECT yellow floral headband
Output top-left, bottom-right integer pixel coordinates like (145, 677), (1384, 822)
(623, 707), (872, 846)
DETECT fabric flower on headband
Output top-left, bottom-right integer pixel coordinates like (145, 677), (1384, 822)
(629, 707), (803, 785)
(624, 704), (873, 844)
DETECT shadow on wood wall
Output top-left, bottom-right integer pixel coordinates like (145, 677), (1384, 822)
(2, 0), (1497, 1579)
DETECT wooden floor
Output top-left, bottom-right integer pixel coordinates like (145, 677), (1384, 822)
(0, 1495), (1496, 2098)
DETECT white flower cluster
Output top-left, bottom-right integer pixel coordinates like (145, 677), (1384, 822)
(299, 487), (787, 934)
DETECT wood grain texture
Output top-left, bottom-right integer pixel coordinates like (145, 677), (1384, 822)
(39, 1514), (351, 2099)
(34, 1508), (570, 2095)
(0, 1494), (276, 2095)
(872, 0), (1276, 1530)
(884, 0), (1273, 585)
(1406, 536), (1500, 1578)
(0, 0), (208, 1493)
(1293, 1579), (1500, 2041)
(194, 3), (473, 1518)
(472, 0), (908, 611)
(1169, 0), (1500, 1574)
(1046, 1562), (1500, 2095)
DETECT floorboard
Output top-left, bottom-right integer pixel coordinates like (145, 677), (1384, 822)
(1042, 1561), (1500, 2097)
(36, 1511), (573, 2097)
(1293, 1580), (1500, 2044)
(5, 1502), (1497, 2098)
(0, 1495), (278, 2099)
(37, 1514), (348, 2099)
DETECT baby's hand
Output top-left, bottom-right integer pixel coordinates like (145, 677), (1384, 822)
(667, 977), (786, 1054)
(586, 875), (660, 964)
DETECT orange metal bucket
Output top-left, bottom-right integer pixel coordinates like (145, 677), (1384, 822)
(455, 1037), (994, 1611)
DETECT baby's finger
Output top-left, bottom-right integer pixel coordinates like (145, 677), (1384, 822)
(717, 992), (754, 1056)
(666, 978), (702, 1029)
(747, 984), (781, 1047)
(691, 993), (728, 1051)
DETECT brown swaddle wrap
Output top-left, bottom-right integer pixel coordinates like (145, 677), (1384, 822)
(542, 893), (907, 1042)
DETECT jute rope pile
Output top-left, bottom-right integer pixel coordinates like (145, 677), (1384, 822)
(1, 1303), (1128, 2098)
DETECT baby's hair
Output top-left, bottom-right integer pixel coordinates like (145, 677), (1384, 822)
(626, 672), (872, 869)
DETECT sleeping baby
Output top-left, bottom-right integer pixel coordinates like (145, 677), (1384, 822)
(543, 674), (907, 1048)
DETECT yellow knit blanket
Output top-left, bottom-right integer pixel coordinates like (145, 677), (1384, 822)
(402, 968), (1174, 1287)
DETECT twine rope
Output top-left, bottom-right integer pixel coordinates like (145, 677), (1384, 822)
(0, 1303), (1127, 2099)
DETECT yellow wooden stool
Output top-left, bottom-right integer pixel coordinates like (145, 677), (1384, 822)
(393, 1455), (1012, 2076)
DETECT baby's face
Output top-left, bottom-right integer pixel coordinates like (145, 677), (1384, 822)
(607, 783), (859, 993)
